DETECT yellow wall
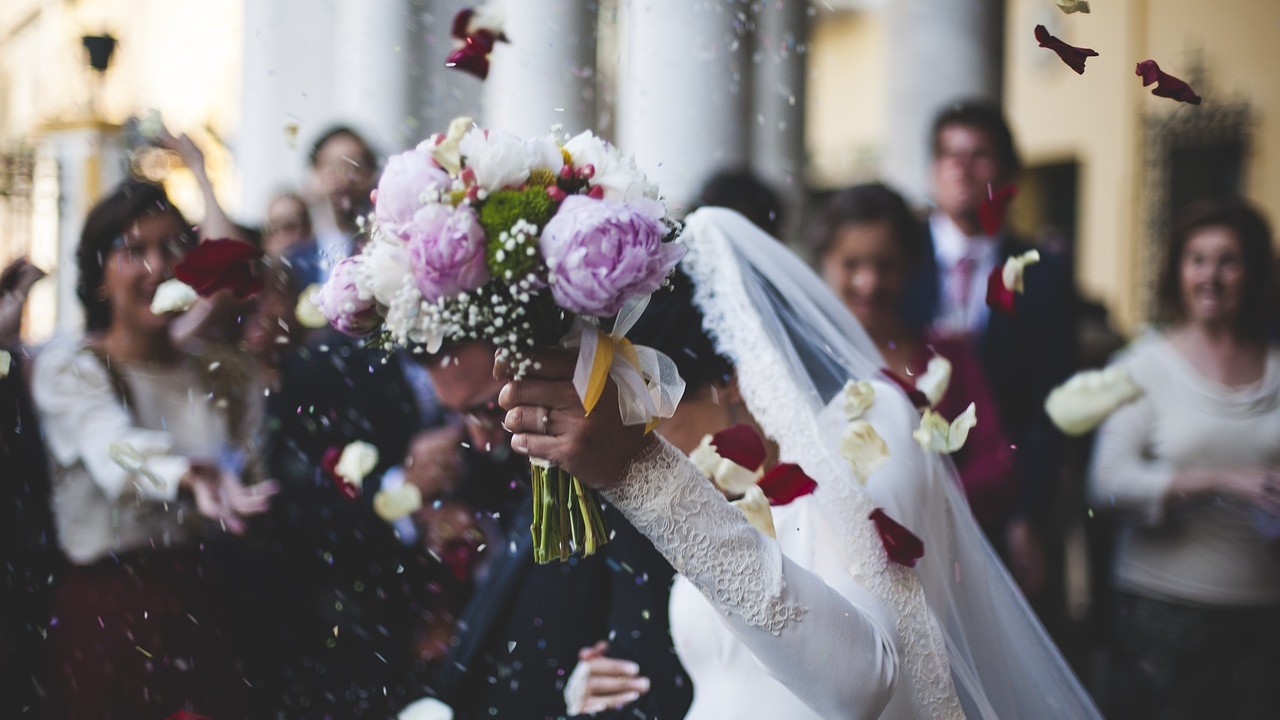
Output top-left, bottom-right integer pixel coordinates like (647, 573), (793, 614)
(806, 10), (886, 188)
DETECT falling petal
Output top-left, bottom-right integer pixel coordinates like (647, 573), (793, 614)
(913, 403), (977, 454)
(841, 420), (890, 483)
(1054, 0), (1091, 13)
(1136, 60), (1203, 105)
(915, 356), (953, 407)
(374, 483), (423, 522)
(1034, 25), (1098, 75)
(709, 424), (767, 473)
(757, 463), (818, 506)
(0, 349), (10, 378)
(841, 379), (876, 420)
(150, 278), (198, 315)
(173, 238), (264, 298)
(870, 509), (924, 567)
(977, 183), (1017, 236)
(1045, 366), (1144, 435)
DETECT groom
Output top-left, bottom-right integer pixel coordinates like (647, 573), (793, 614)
(421, 341), (692, 719)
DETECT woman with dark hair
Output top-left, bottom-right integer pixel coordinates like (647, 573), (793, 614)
(503, 208), (1099, 718)
(816, 183), (1018, 539)
(1091, 198), (1280, 719)
(32, 180), (276, 718)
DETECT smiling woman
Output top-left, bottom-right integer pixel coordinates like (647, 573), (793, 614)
(32, 181), (277, 718)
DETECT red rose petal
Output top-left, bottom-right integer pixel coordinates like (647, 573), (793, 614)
(870, 508), (924, 568)
(320, 446), (358, 500)
(880, 369), (931, 410)
(710, 424), (767, 472)
(1034, 25), (1098, 75)
(173, 238), (264, 299)
(757, 463), (818, 506)
(1135, 60), (1202, 105)
(450, 8), (474, 40)
(445, 40), (493, 80)
(985, 264), (1017, 315)
(976, 183), (1017, 237)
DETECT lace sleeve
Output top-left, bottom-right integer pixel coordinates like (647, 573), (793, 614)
(603, 437), (900, 720)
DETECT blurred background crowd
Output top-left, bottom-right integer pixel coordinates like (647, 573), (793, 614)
(1, 1), (1278, 719)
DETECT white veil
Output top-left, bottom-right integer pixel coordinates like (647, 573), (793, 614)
(678, 207), (1100, 719)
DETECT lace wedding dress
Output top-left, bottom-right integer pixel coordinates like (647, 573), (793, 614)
(601, 209), (1100, 719)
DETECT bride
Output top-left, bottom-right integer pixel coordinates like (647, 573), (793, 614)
(498, 208), (1099, 718)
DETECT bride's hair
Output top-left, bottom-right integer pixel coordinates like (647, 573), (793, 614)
(629, 268), (732, 393)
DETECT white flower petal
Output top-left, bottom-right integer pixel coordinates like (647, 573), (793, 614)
(842, 379), (876, 421)
(335, 440), (380, 488)
(295, 284), (328, 329)
(913, 403), (977, 454)
(0, 349), (10, 379)
(1045, 366), (1143, 436)
(730, 485), (776, 539)
(840, 420), (890, 483)
(150, 278), (198, 315)
(431, 116), (472, 176)
(374, 483), (423, 522)
(915, 356), (953, 407)
(1001, 249), (1041, 294)
(688, 434), (762, 495)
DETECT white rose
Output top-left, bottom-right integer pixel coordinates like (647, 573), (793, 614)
(374, 483), (423, 522)
(688, 434), (761, 496)
(731, 485), (776, 539)
(399, 697), (454, 720)
(913, 403), (978, 454)
(840, 420), (890, 483)
(360, 236), (412, 306)
(458, 128), (533, 191)
(150, 278), (198, 315)
(915, 356), (953, 407)
(1045, 366), (1143, 436)
(1002, 249), (1041, 294)
(842, 379), (875, 420)
(335, 440), (380, 488)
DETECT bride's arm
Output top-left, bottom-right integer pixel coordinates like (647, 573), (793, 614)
(601, 436), (899, 720)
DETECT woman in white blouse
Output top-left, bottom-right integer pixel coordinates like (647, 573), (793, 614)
(1091, 199), (1280, 719)
(33, 181), (275, 718)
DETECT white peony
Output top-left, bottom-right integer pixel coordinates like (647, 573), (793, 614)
(1045, 366), (1143, 436)
(842, 379), (876, 420)
(458, 128), (535, 191)
(1002, 250), (1041, 294)
(150, 278), (198, 315)
(689, 434), (762, 496)
(562, 131), (658, 201)
(359, 236), (413, 306)
(525, 135), (565, 176)
(913, 403), (978, 454)
(374, 483), (423, 522)
(335, 440), (380, 488)
(915, 356), (953, 408)
(731, 485), (776, 538)
(840, 420), (890, 483)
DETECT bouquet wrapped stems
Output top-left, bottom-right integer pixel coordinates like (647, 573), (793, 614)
(530, 460), (609, 563)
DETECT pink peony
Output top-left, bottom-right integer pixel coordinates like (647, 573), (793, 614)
(405, 204), (490, 303)
(318, 257), (381, 336)
(376, 148), (453, 239)
(539, 195), (683, 317)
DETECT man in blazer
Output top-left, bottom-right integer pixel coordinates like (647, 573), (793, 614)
(902, 102), (1077, 610)
(423, 341), (693, 720)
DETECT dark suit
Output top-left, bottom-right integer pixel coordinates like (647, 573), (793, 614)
(436, 471), (693, 720)
(903, 228), (1077, 527)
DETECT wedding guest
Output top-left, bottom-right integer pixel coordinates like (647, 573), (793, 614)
(263, 191), (314, 258)
(695, 168), (784, 237)
(901, 101), (1077, 602)
(1091, 198), (1280, 720)
(287, 126), (378, 285)
(32, 180), (276, 718)
(0, 256), (45, 347)
(816, 183), (1018, 537)
(419, 341), (693, 720)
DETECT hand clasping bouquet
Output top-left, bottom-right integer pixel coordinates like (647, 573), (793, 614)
(317, 117), (686, 562)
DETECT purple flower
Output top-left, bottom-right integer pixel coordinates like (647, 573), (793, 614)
(318, 257), (381, 336)
(376, 148), (452, 239)
(540, 196), (683, 316)
(405, 204), (490, 302)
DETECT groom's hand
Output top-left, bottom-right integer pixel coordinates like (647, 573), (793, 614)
(564, 640), (651, 715)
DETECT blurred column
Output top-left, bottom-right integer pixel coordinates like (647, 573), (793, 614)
(616, 0), (751, 211)
(882, 0), (1004, 203)
(237, 0), (337, 221)
(484, 0), (597, 137)
(332, 0), (415, 155)
(751, 0), (809, 241)
(412, 0), (486, 135)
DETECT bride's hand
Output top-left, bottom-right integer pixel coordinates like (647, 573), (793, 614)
(564, 640), (651, 715)
(497, 348), (654, 490)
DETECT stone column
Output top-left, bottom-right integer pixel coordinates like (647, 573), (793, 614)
(332, 0), (415, 155)
(882, 0), (1004, 203)
(483, 0), (598, 137)
(412, 0), (486, 135)
(751, 0), (809, 241)
(616, 0), (752, 211)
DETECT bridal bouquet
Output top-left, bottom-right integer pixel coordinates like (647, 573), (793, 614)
(318, 117), (685, 562)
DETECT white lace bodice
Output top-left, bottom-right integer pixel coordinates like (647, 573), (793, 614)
(603, 438), (903, 720)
